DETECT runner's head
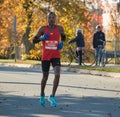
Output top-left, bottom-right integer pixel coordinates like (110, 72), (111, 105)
(47, 11), (56, 26)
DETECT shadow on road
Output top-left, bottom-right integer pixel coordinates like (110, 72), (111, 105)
(0, 65), (120, 117)
(0, 92), (120, 117)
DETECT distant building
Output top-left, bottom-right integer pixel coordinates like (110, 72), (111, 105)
(102, 0), (120, 24)
(102, 0), (120, 37)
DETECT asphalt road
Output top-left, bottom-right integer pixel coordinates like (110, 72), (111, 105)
(0, 65), (120, 117)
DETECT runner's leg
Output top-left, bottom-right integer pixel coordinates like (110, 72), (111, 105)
(40, 60), (50, 96)
(48, 58), (60, 107)
(52, 66), (60, 96)
(51, 58), (61, 96)
(41, 72), (49, 96)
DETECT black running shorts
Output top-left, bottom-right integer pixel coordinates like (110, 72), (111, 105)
(42, 58), (61, 72)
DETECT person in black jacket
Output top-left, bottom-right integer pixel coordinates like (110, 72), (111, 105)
(68, 28), (85, 65)
(93, 25), (106, 66)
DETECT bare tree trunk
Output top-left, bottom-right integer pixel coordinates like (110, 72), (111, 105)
(22, 24), (34, 54)
(22, 0), (34, 54)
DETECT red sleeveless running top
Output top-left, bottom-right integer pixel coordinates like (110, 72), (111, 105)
(42, 25), (61, 60)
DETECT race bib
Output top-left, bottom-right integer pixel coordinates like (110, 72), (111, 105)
(45, 41), (58, 50)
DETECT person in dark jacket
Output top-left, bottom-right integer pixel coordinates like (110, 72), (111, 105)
(93, 25), (106, 66)
(68, 28), (85, 65)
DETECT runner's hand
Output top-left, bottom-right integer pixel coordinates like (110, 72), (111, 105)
(57, 42), (64, 50)
(39, 34), (49, 41)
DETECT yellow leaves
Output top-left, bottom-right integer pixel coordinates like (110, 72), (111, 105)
(59, 17), (68, 24)
(62, 7), (67, 12)
(0, 39), (10, 48)
(0, 0), (94, 59)
(29, 49), (41, 60)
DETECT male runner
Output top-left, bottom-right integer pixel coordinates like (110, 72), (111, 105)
(33, 11), (66, 107)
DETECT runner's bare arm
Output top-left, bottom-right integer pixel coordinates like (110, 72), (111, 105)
(58, 26), (66, 42)
(33, 26), (44, 44)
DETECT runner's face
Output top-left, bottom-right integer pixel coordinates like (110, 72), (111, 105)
(47, 14), (56, 26)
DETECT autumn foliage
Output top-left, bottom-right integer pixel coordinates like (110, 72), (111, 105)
(0, 0), (107, 60)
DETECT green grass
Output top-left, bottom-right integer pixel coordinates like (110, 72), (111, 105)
(62, 64), (120, 73)
(80, 66), (120, 73)
(0, 59), (41, 65)
(0, 59), (120, 73)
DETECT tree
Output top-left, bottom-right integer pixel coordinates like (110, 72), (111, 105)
(0, 0), (93, 59)
(22, 0), (35, 54)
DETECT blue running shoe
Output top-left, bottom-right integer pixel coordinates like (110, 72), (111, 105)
(48, 96), (57, 107)
(40, 96), (45, 106)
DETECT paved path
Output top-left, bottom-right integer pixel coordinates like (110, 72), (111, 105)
(0, 65), (120, 117)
